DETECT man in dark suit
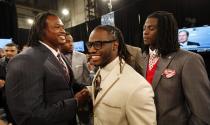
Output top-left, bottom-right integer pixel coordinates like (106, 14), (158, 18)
(178, 30), (200, 47)
(142, 11), (210, 125)
(5, 12), (89, 125)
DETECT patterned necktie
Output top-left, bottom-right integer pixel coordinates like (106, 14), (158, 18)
(57, 54), (70, 81)
(148, 54), (159, 70)
(94, 70), (101, 99)
(69, 53), (72, 67)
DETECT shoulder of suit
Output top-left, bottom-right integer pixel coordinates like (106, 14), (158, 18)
(120, 63), (151, 88)
(173, 49), (203, 62)
(126, 44), (141, 55)
(73, 51), (86, 57)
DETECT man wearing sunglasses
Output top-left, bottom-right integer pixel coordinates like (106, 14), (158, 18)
(87, 25), (156, 125)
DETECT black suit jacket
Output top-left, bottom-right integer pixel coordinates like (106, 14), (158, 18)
(0, 58), (7, 107)
(5, 44), (84, 125)
(187, 41), (200, 46)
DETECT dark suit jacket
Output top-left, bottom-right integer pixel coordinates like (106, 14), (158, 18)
(187, 41), (200, 46)
(142, 49), (210, 125)
(0, 58), (7, 108)
(5, 44), (85, 125)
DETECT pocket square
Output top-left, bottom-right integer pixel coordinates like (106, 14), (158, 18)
(162, 69), (176, 78)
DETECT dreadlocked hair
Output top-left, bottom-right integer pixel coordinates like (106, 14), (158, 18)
(94, 25), (131, 73)
(143, 11), (180, 57)
(28, 12), (57, 47)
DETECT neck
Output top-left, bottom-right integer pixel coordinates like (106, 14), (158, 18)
(149, 46), (156, 51)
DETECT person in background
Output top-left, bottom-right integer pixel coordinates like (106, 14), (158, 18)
(0, 48), (5, 58)
(60, 33), (92, 125)
(60, 33), (91, 85)
(0, 43), (18, 125)
(142, 11), (210, 125)
(87, 25), (156, 125)
(5, 12), (89, 125)
(0, 43), (18, 78)
(178, 30), (200, 47)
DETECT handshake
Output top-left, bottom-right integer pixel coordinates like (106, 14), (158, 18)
(74, 88), (90, 105)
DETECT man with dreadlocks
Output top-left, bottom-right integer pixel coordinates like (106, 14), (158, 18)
(5, 12), (89, 125)
(87, 25), (156, 125)
(142, 11), (210, 125)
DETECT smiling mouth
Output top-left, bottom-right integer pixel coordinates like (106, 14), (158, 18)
(90, 55), (101, 61)
(91, 55), (100, 58)
(59, 36), (66, 40)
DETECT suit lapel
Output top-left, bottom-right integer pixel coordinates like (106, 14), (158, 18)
(60, 54), (73, 82)
(46, 50), (70, 83)
(142, 53), (149, 77)
(94, 73), (120, 107)
(152, 52), (177, 90)
(93, 62), (124, 108)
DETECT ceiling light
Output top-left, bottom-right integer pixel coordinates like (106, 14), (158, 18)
(62, 8), (69, 16)
(27, 18), (34, 25)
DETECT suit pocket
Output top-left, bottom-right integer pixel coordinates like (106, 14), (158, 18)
(99, 101), (122, 124)
(102, 102), (121, 108)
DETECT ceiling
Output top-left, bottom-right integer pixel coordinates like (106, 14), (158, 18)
(16, 0), (58, 11)
(14, 0), (143, 28)
(15, 0), (143, 16)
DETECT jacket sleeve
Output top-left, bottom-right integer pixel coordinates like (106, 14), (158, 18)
(126, 83), (157, 125)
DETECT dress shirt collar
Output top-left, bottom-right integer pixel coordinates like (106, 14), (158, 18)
(39, 41), (60, 57)
(149, 48), (158, 57)
(180, 41), (188, 47)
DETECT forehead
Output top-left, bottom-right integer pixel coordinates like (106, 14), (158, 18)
(144, 17), (158, 27)
(66, 35), (73, 41)
(5, 46), (17, 50)
(46, 15), (63, 26)
(179, 31), (187, 35)
(89, 29), (112, 41)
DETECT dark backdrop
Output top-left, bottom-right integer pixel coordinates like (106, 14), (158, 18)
(1, 0), (209, 77)
(0, 1), (17, 43)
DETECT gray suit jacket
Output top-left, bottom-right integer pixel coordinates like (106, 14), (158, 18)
(65, 51), (91, 85)
(142, 49), (210, 125)
(5, 44), (84, 125)
(126, 44), (144, 75)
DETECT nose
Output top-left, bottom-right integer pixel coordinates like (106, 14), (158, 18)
(60, 27), (66, 34)
(143, 29), (149, 35)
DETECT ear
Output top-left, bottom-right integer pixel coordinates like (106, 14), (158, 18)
(113, 41), (119, 51)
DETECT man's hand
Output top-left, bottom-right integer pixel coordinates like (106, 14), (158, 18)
(74, 89), (90, 105)
(0, 79), (5, 88)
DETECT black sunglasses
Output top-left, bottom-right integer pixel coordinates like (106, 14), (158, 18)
(86, 40), (116, 50)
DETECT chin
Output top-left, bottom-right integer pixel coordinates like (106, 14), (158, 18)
(144, 42), (150, 45)
(92, 60), (101, 67)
